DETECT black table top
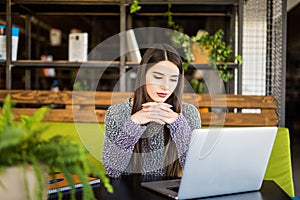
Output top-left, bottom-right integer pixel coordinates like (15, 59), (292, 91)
(48, 175), (292, 200)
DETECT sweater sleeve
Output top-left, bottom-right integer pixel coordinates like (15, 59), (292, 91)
(167, 114), (191, 168)
(102, 106), (146, 178)
(167, 103), (202, 168)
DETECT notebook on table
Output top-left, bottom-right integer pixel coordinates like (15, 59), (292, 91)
(141, 127), (278, 199)
(48, 173), (100, 194)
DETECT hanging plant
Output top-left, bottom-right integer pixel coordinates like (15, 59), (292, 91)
(130, 0), (141, 13)
(165, 1), (194, 71)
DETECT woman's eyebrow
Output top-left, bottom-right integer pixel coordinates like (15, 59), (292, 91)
(152, 71), (164, 76)
(152, 71), (179, 77)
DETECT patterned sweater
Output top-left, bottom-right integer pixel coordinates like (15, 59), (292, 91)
(102, 98), (201, 178)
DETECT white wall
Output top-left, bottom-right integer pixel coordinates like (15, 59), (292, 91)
(242, 0), (267, 95)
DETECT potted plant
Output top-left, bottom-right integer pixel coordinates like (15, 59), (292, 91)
(191, 29), (243, 82)
(0, 95), (113, 200)
(165, 2), (242, 81)
(130, 1), (242, 92)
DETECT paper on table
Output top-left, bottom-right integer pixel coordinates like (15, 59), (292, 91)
(48, 173), (100, 194)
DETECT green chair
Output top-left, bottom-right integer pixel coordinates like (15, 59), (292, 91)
(264, 127), (295, 197)
(43, 122), (105, 169)
(44, 123), (295, 197)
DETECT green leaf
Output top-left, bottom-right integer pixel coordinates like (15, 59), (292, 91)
(0, 125), (23, 151)
(130, 0), (141, 13)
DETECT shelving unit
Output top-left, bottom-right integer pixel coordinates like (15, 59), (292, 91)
(4, 0), (127, 90)
(3, 0), (243, 93)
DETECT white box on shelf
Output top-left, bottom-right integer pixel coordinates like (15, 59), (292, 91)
(0, 26), (19, 61)
(68, 33), (88, 62)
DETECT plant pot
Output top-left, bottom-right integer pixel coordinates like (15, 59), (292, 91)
(191, 42), (210, 63)
(0, 165), (48, 200)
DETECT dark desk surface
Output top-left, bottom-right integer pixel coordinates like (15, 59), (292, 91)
(48, 175), (292, 200)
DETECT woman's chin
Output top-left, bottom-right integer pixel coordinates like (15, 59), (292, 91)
(154, 98), (167, 103)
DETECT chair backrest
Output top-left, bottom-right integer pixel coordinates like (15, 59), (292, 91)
(0, 90), (278, 126)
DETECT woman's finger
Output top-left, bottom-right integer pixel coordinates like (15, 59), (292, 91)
(142, 102), (172, 108)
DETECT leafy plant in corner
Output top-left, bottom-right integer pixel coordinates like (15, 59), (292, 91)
(0, 95), (113, 200)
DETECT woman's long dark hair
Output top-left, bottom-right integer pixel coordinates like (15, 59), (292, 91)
(131, 43), (184, 177)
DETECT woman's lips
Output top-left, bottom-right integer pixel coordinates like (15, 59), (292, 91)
(157, 93), (168, 98)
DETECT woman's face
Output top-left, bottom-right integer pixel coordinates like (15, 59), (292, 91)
(146, 60), (180, 103)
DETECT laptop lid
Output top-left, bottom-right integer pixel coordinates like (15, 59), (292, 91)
(141, 127), (277, 199)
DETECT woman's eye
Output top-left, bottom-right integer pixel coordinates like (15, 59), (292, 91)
(170, 78), (178, 82)
(153, 75), (163, 79)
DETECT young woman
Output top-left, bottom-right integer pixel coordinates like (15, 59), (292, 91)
(102, 43), (201, 178)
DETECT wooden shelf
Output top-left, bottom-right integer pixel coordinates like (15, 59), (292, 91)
(10, 60), (239, 70)
(190, 62), (239, 70)
(139, 0), (239, 5)
(11, 60), (122, 68)
(0, 61), (6, 67)
(13, 0), (121, 4)
(10, 0), (121, 15)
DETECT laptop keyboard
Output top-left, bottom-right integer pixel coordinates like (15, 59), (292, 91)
(167, 186), (179, 193)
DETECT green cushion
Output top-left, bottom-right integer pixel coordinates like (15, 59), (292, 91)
(42, 122), (105, 166)
(42, 123), (295, 197)
(264, 127), (295, 197)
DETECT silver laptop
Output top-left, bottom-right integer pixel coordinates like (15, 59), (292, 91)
(141, 127), (277, 199)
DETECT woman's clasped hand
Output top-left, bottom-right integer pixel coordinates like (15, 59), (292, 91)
(131, 102), (179, 125)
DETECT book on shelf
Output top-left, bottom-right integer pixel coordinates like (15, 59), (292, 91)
(48, 172), (100, 194)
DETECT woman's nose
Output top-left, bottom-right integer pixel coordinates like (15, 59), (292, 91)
(160, 79), (170, 90)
